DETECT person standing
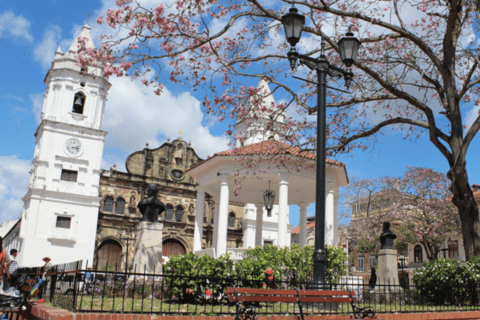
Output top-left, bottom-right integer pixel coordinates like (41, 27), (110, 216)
(84, 267), (92, 295)
(0, 237), (10, 294)
(6, 249), (19, 289)
(38, 257), (52, 299)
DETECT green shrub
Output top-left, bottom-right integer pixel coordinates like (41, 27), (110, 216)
(325, 244), (348, 283)
(162, 244), (348, 301)
(163, 252), (235, 303)
(413, 258), (480, 305)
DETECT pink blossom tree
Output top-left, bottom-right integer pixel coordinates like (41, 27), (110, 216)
(346, 167), (461, 261)
(78, 0), (480, 258)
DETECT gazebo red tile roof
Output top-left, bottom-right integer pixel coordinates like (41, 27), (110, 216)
(214, 138), (345, 166)
(291, 221), (315, 235)
(188, 138), (346, 172)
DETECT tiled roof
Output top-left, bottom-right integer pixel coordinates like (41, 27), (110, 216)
(291, 221), (315, 234)
(215, 139), (345, 166)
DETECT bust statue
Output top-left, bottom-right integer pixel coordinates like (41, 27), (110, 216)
(137, 183), (165, 223)
(380, 221), (397, 249)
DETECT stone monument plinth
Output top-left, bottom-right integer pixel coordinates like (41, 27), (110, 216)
(376, 248), (399, 284)
(132, 183), (166, 274)
(132, 221), (164, 274)
(373, 222), (401, 304)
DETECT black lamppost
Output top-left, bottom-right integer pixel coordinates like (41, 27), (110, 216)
(281, 6), (360, 289)
(264, 181), (275, 218)
(120, 229), (133, 273)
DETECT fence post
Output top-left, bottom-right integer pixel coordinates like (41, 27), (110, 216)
(72, 260), (81, 311)
(49, 264), (58, 302)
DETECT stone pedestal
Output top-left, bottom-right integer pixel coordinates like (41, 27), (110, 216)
(377, 248), (399, 284)
(132, 221), (164, 274)
(374, 248), (401, 304)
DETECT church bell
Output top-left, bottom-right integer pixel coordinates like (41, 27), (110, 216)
(73, 97), (84, 113)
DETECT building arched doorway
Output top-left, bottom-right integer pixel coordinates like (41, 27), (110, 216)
(96, 239), (122, 271)
(163, 239), (186, 257)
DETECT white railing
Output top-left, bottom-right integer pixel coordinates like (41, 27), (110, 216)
(226, 248), (246, 261)
(194, 248), (216, 258)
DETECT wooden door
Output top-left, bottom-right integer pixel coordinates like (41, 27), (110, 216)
(96, 239), (122, 271)
(163, 239), (186, 257)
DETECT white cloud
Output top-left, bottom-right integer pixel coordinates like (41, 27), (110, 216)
(464, 104), (480, 131)
(30, 93), (44, 124)
(0, 156), (30, 224)
(0, 11), (33, 43)
(33, 24), (63, 71)
(101, 76), (230, 168)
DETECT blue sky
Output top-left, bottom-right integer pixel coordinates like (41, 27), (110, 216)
(0, 0), (479, 228)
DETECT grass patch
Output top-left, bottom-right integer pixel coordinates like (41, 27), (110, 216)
(52, 295), (480, 315)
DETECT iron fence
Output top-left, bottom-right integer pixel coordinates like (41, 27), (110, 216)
(45, 267), (480, 316)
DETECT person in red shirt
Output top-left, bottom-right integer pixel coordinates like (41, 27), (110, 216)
(0, 237), (10, 294)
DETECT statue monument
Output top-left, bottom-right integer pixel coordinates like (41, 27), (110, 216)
(375, 222), (400, 302)
(132, 183), (166, 274)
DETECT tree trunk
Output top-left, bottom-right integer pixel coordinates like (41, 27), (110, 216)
(449, 167), (480, 260)
(421, 241), (438, 261)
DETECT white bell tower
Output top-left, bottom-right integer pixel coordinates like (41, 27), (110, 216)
(18, 24), (111, 268)
(233, 79), (286, 148)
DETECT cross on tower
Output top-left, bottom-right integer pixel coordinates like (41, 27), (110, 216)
(85, 11), (92, 24)
(178, 130), (183, 137)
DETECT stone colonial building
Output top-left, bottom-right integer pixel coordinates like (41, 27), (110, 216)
(94, 137), (245, 271)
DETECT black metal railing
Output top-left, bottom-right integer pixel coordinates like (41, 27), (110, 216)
(45, 267), (480, 316)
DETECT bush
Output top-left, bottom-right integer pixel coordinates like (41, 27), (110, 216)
(163, 244), (348, 301)
(163, 252), (235, 303)
(413, 258), (480, 305)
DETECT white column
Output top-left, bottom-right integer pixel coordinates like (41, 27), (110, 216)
(212, 197), (220, 250)
(325, 188), (335, 246)
(215, 179), (229, 257)
(193, 188), (205, 252)
(277, 175), (289, 248)
(334, 192), (338, 245)
(298, 203), (308, 248)
(255, 203), (264, 247)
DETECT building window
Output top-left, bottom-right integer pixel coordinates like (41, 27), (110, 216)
(165, 205), (173, 220)
(369, 254), (375, 267)
(449, 240), (459, 258)
(228, 212), (236, 228)
(60, 169), (78, 182)
(103, 196), (114, 212)
(56, 216), (71, 229)
(414, 245), (423, 263)
(115, 198), (125, 214)
(264, 240), (274, 246)
(175, 205), (184, 222)
(72, 92), (86, 114)
(358, 255), (364, 271)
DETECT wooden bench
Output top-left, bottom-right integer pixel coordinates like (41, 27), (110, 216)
(0, 277), (40, 314)
(226, 286), (376, 320)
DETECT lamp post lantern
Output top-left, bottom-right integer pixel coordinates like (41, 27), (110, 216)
(264, 181), (275, 218)
(281, 6), (360, 289)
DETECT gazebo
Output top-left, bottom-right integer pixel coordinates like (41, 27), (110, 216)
(186, 81), (348, 259)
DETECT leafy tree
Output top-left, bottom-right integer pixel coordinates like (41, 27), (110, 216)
(79, 0), (480, 258)
(346, 167), (461, 261)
